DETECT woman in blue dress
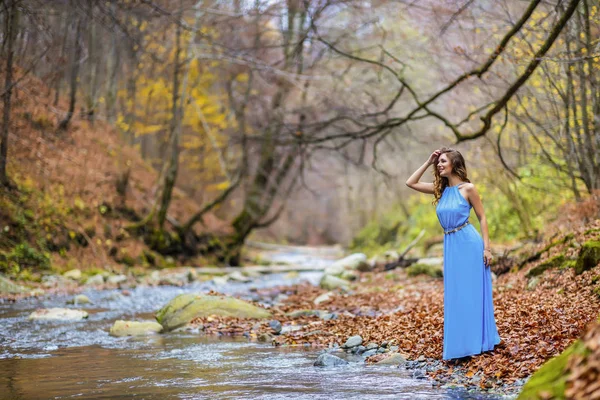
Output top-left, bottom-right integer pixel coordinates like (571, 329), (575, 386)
(406, 147), (501, 361)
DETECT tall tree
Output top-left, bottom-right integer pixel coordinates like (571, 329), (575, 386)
(0, 0), (19, 186)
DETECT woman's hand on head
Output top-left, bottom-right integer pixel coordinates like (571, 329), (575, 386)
(427, 149), (441, 166)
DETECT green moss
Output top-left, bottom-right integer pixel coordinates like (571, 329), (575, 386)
(0, 243), (51, 274)
(591, 275), (600, 284)
(517, 340), (589, 400)
(526, 255), (566, 278)
(560, 260), (576, 270)
(574, 241), (600, 275)
(406, 263), (443, 278)
(593, 287), (600, 299)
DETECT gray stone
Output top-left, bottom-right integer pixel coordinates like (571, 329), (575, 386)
(29, 308), (88, 321)
(320, 312), (337, 321)
(376, 353), (407, 366)
(355, 345), (366, 354)
(366, 342), (379, 350)
(314, 353), (349, 367)
(109, 320), (163, 337)
(362, 349), (378, 357)
(269, 320), (282, 334)
(342, 335), (363, 349)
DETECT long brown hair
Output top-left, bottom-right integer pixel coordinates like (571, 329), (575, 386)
(433, 147), (471, 205)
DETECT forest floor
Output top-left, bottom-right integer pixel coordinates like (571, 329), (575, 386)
(187, 218), (600, 396)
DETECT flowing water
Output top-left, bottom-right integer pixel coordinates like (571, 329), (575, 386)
(0, 248), (506, 399)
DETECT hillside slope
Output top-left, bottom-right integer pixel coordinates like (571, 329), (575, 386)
(0, 69), (229, 278)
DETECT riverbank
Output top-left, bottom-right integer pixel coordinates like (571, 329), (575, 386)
(2, 220), (599, 398)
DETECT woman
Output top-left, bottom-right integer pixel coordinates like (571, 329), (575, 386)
(406, 147), (501, 361)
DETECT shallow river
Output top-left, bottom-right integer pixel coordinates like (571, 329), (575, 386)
(0, 248), (506, 399)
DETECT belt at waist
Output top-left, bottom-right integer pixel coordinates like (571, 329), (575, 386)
(444, 220), (470, 235)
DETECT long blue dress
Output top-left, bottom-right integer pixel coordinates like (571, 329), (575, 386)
(436, 184), (501, 360)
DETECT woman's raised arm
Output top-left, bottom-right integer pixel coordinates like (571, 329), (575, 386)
(405, 150), (439, 194)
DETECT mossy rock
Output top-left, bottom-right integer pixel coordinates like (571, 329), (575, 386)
(574, 241), (600, 275)
(406, 263), (443, 278)
(517, 340), (589, 400)
(526, 255), (566, 278)
(156, 293), (271, 331)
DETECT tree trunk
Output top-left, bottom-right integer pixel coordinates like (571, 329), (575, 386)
(86, 0), (99, 124)
(0, 0), (18, 186)
(106, 4), (120, 124)
(58, 16), (82, 132)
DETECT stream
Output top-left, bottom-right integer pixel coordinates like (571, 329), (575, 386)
(0, 247), (508, 399)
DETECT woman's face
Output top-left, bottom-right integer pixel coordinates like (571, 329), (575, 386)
(437, 153), (453, 177)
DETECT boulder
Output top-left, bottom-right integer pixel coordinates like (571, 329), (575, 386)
(319, 275), (350, 290)
(0, 275), (28, 294)
(156, 293), (271, 331)
(29, 308), (88, 321)
(109, 320), (163, 337)
(314, 353), (348, 367)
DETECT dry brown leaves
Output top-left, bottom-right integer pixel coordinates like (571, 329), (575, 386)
(565, 320), (600, 399)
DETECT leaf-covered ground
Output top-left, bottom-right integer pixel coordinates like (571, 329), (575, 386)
(190, 221), (600, 395)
